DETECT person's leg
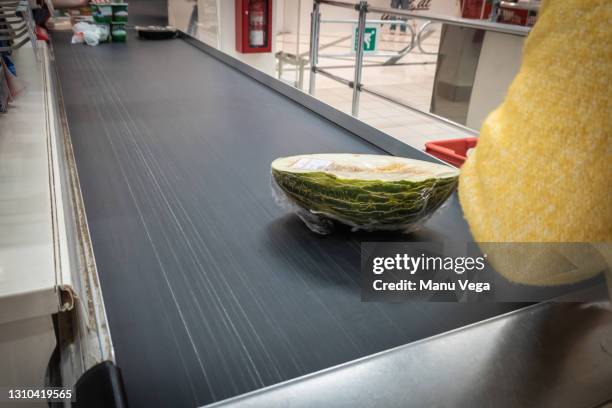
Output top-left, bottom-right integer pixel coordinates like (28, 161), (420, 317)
(399, 0), (410, 33)
(390, 0), (400, 31)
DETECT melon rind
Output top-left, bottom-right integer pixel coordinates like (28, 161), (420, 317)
(271, 154), (459, 232)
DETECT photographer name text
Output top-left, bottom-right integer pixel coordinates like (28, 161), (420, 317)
(371, 253), (491, 293)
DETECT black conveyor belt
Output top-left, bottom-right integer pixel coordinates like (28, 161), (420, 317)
(52, 33), (524, 407)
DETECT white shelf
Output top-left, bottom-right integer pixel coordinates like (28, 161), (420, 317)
(0, 42), (62, 325)
(0, 40), (114, 391)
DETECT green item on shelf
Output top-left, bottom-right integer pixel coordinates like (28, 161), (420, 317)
(111, 23), (127, 42)
(92, 4), (112, 23)
(112, 4), (128, 22)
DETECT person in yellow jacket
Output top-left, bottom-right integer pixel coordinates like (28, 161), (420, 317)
(458, 0), (611, 287)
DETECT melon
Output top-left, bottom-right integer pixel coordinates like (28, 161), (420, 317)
(271, 154), (459, 233)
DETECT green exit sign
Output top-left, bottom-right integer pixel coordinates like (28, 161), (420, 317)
(353, 25), (378, 53)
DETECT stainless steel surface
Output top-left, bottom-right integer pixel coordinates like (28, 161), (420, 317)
(351, 1), (367, 116)
(320, 18), (408, 24)
(315, 67), (352, 86)
(365, 3), (530, 36)
(319, 52), (413, 58)
(309, 0), (526, 130)
(500, 0), (541, 11)
(277, 35), (350, 88)
(317, 61), (437, 69)
(416, 20), (437, 55)
(308, 1), (321, 95)
(317, 0), (357, 10)
(206, 297), (612, 408)
(295, 0), (302, 86)
(317, 0), (531, 36)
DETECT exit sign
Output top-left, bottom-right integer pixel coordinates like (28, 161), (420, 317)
(352, 25), (378, 53)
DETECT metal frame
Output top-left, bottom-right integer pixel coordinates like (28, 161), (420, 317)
(204, 285), (612, 408)
(46, 40), (116, 387)
(308, 0), (530, 127)
(351, 0), (367, 116)
(276, 16), (433, 90)
(308, 1), (321, 95)
(276, 34), (350, 89)
(319, 0), (530, 35)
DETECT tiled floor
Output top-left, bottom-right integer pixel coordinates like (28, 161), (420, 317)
(276, 24), (475, 152)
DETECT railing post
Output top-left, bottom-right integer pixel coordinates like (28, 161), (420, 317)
(298, 59), (305, 90)
(352, 0), (367, 117)
(296, 0), (302, 86)
(309, 1), (321, 95)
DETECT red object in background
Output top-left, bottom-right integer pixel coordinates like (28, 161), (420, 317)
(235, 0), (272, 53)
(35, 26), (49, 41)
(425, 137), (478, 168)
(460, 0), (492, 19)
(498, 2), (539, 26)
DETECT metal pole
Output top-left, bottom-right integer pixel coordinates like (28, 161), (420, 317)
(351, 0), (367, 117)
(309, 1), (321, 95)
(295, 0), (302, 87)
(298, 59), (305, 89)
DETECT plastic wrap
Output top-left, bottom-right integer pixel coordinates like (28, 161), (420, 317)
(271, 173), (457, 235)
(72, 22), (109, 46)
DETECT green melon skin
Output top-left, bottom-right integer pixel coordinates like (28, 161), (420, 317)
(271, 154), (459, 231)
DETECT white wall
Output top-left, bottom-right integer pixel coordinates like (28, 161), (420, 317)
(168, 0), (278, 75)
(168, 0), (194, 31)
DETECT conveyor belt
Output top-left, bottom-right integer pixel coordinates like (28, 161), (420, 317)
(52, 33), (525, 407)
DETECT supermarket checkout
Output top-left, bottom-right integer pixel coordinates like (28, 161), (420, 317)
(43, 0), (611, 406)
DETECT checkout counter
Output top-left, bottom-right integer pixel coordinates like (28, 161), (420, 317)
(47, 27), (612, 408)
(0, 2), (610, 406)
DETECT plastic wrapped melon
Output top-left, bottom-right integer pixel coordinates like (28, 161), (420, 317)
(271, 154), (459, 234)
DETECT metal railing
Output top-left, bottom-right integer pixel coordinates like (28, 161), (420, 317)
(276, 18), (435, 88)
(277, 33), (352, 89)
(317, 19), (416, 59)
(308, 0), (530, 129)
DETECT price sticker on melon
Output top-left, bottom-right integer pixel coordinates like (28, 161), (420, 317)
(291, 158), (333, 171)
